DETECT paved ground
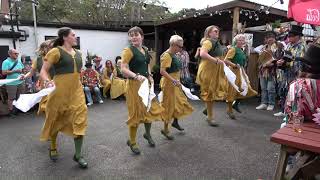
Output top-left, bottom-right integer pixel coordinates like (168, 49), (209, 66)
(0, 98), (283, 180)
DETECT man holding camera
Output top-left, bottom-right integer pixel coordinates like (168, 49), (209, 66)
(1, 49), (25, 116)
(274, 25), (306, 117)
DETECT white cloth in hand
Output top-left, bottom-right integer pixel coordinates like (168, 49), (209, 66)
(13, 87), (55, 112)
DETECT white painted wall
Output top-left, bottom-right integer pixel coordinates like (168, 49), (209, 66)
(0, 25), (129, 65)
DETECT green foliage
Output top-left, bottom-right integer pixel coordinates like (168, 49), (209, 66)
(16, 0), (170, 24)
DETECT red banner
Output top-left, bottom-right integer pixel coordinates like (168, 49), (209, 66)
(288, 0), (320, 25)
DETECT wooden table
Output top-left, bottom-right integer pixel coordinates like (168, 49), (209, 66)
(271, 123), (320, 180)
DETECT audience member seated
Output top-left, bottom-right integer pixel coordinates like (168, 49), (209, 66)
(81, 61), (103, 106)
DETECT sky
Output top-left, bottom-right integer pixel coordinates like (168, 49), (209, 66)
(161, 0), (289, 13)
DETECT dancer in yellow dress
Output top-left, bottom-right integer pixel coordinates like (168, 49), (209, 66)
(40, 27), (88, 168)
(121, 26), (164, 155)
(224, 34), (257, 119)
(102, 60), (112, 97)
(110, 59), (126, 99)
(196, 25), (227, 126)
(160, 35), (194, 140)
(22, 40), (55, 114)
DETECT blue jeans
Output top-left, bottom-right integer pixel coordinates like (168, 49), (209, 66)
(84, 86), (102, 104)
(260, 76), (276, 105)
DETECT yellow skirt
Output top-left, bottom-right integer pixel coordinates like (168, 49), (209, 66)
(37, 95), (48, 115)
(226, 66), (258, 102)
(102, 79), (111, 97)
(196, 59), (228, 101)
(110, 78), (126, 99)
(40, 73), (88, 141)
(160, 72), (193, 123)
(125, 79), (164, 127)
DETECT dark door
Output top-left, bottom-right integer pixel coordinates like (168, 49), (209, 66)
(0, 46), (9, 79)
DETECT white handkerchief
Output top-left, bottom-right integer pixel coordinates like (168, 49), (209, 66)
(0, 78), (20, 86)
(223, 63), (240, 92)
(239, 67), (248, 96)
(181, 85), (200, 100)
(147, 83), (156, 112)
(138, 79), (149, 107)
(13, 87), (55, 112)
(158, 91), (163, 103)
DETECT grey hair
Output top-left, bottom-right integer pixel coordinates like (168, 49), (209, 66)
(169, 35), (183, 46)
(233, 34), (246, 45)
(8, 49), (16, 55)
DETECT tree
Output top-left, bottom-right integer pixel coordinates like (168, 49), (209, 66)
(16, 0), (172, 25)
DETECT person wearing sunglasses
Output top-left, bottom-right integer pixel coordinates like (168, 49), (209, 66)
(159, 35), (194, 140)
(1, 49), (25, 117)
(196, 25), (226, 127)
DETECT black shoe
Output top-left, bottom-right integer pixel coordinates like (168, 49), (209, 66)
(172, 119), (184, 131)
(127, 140), (141, 155)
(143, 134), (155, 147)
(202, 109), (207, 116)
(73, 155), (88, 169)
(49, 149), (58, 162)
(232, 101), (242, 113)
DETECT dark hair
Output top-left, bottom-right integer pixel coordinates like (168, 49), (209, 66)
(128, 26), (144, 37)
(53, 27), (72, 47)
(115, 56), (121, 64)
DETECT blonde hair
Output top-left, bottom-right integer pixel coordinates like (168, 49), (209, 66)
(37, 40), (53, 56)
(169, 35), (183, 46)
(232, 34), (246, 45)
(200, 25), (220, 45)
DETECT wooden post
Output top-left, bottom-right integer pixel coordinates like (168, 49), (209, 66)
(155, 26), (160, 64)
(232, 7), (240, 38)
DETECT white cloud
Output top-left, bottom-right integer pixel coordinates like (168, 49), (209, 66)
(162, 0), (289, 13)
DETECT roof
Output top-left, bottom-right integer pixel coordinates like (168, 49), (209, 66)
(156, 0), (289, 30)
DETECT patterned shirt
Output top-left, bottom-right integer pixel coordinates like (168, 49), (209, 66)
(285, 78), (320, 122)
(81, 68), (100, 88)
(284, 41), (306, 83)
(176, 50), (190, 80)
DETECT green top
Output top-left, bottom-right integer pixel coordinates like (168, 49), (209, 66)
(208, 39), (223, 57)
(54, 47), (83, 75)
(232, 47), (246, 67)
(129, 46), (150, 77)
(36, 56), (56, 78)
(166, 53), (182, 74)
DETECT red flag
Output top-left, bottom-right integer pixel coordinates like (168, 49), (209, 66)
(288, 0), (320, 25)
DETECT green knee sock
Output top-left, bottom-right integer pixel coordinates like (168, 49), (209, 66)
(144, 123), (152, 137)
(74, 136), (84, 159)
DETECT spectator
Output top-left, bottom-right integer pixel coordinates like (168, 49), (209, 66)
(21, 55), (34, 93)
(81, 61), (103, 106)
(102, 60), (113, 97)
(93, 56), (103, 75)
(256, 32), (277, 111)
(282, 41), (320, 173)
(1, 49), (25, 116)
(275, 25), (306, 116)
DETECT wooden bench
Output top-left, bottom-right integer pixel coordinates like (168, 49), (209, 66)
(271, 123), (320, 180)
